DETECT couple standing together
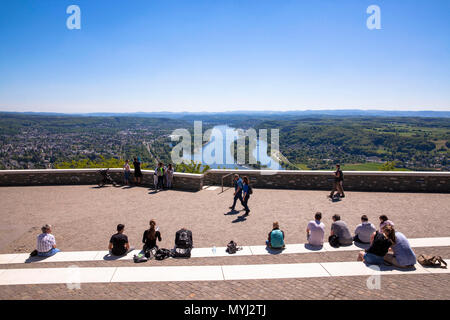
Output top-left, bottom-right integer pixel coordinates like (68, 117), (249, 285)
(229, 174), (251, 215)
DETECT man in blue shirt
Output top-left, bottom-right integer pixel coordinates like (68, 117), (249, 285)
(229, 174), (245, 211)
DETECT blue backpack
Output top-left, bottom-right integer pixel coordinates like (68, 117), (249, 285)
(270, 229), (284, 248)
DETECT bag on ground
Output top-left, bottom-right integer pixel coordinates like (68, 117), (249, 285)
(226, 241), (238, 254)
(175, 229), (193, 249)
(328, 235), (340, 248)
(133, 253), (148, 263)
(154, 248), (172, 260)
(417, 254), (447, 268)
(172, 247), (192, 258)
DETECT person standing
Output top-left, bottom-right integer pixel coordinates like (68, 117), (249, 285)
(133, 157), (143, 185)
(166, 164), (174, 189)
(229, 174), (245, 211)
(123, 159), (131, 186)
(35, 224), (60, 257)
(328, 164), (345, 198)
(155, 162), (164, 190)
(242, 176), (251, 215)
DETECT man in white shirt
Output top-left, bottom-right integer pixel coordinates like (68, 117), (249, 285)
(306, 212), (325, 246)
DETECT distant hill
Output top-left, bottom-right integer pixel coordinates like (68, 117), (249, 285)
(1, 109), (449, 118)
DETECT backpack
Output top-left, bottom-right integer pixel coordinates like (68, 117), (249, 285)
(270, 230), (285, 249)
(417, 255), (447, 268)
(154, 248), (172, 260)
(328, 235), (340, 248)
(175, 229), (192, 249)
(172, 247), (191, 258)
(226, 241), (237, 254)
(133, 253), (148, 263)
(144, 247), (158, 259)
(248, 185), (253, 195)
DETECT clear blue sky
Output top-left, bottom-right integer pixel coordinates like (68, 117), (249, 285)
(0, 0), (449, 113)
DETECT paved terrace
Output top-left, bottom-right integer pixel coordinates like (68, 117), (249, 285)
(0, 185), (449, 299)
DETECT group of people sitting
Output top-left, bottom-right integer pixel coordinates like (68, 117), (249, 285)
(266, 213), (416, 268)
(34, 214), (416, 268)
(34, 220), (191, 259)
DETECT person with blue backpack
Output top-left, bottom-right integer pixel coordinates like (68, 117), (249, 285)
(266, 222), (285, 249)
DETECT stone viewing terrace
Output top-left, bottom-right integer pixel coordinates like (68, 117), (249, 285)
(0, 169), (449, 300)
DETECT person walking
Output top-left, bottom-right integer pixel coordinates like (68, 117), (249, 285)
(328, 164), (345, 198)
(123, 159), (131, 186)
(242, 176), (251, 215)
(229, 174), (245, 211)
(133, 157), (143, 185)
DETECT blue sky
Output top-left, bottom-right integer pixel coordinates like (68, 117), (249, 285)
(0, 0), (449, 113)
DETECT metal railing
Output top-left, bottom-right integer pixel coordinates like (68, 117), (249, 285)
(221, 173), (234, 193)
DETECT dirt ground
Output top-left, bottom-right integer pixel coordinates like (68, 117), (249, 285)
(0, 185), (449, 253)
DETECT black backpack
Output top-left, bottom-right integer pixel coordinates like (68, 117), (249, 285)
(154, 248), (172, 260)
(173, 247), (192, 258)
(328, 235), (340, 248)
(226, 241), (238, 254)
(175, 229), (193, 249)
(248, 185), (253, 195)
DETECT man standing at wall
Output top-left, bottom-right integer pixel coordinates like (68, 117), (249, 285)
(328, 164), (345, 199)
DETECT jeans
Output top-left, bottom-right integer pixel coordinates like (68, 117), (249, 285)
(231, 192), (244, 209)
(364, 252), (385, 265)
(242, 194), (250, 213)
(37, 248), (60, 257)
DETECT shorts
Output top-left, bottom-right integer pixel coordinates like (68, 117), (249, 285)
(364, 252), (385, 265)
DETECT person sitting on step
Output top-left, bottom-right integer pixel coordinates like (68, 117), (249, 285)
(266, 221), (285, 249)
(35, 224), (60, 257)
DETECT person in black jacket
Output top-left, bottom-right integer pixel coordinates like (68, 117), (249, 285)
(142, 219), (162, 251)
(357, 225), (395, 265)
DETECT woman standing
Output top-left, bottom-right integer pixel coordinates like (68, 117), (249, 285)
(242, 176), (251, 215)
(123, 159), (131, 186)
(133, 157), (143, 185)
(142, 219), (162, 252)
(166, 164), (174, 189)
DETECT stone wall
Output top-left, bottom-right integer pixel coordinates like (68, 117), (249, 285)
(0, 169), (203, 192)
(0, 169), (449, 193)
(203, 169), (450, 193)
